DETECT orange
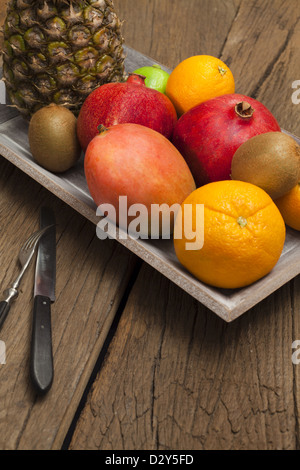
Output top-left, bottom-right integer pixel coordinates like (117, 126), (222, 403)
(275, 183), (300, 231)
(166, 55), (235, 116)
(173, 180), (286, 289)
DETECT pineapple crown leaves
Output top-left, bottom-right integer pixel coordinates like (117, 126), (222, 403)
(49, 1), (112, 11)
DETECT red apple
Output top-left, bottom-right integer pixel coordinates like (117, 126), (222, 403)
(172, 93), (281, 187)
(77, 74), (177, 150)
(84, 123), (196, 237)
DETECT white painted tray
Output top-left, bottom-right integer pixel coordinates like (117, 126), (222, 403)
(0, 45), (300, 322)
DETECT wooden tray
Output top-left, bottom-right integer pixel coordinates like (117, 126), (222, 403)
(0, 45), (300, 322)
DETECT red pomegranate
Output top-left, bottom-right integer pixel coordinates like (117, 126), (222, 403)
(77, 74), (177, 150)
(172, 93), (281, 187)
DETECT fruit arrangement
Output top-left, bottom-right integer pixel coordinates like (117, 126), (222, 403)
(4, 1), (300, 290)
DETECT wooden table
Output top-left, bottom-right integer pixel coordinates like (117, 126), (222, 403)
(0, 0), (300, 451)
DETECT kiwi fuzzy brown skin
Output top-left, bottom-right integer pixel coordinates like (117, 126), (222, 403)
(231, 131), (300, 199)
(28, 104), (82, 173)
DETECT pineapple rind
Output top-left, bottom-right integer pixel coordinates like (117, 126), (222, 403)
(2, 0), (126, 117)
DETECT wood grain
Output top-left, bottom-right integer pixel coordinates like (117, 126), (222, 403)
(69, 0), (300, 450)
(0, 0), (299, 451)
(115, 0), (240, 68)
(0, 158), (139, 449)
(70, 264), (299, 450)
(220, 0), (300, 136)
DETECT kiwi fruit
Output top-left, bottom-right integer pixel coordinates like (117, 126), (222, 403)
(231, 131), (300, 199)
(28, 104), (82, 173)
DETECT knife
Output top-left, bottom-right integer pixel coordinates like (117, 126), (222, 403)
(30, 207), (56, 394)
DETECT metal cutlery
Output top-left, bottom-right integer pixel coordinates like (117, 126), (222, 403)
(30, 207), (56, 395)
(0, 225), (54, 331)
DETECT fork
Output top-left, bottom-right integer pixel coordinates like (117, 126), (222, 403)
(0, 225), (54, 330)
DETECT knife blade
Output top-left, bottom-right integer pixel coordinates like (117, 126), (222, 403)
(30, 207), (56, 394)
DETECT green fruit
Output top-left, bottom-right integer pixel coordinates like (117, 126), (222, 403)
(28, 103), (81, 173)
(133, 64), (170, 94)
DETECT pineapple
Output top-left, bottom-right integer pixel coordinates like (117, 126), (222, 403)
(2, 0), (126, 118)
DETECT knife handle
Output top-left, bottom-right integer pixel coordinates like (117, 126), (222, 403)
(30, 295), (54, 394)
(0, 301), (10, 330)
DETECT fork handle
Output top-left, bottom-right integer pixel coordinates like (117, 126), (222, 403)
(0, 301), (10, 330)
(0, 288), (18, 330)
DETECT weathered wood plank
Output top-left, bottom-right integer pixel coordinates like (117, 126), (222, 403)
(115, 0), (241, 67)
(220, 0), (300, 135)
(0, 158), (138, 450)
(70, 263), (298, 450)
(69, 0), (300, 450)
